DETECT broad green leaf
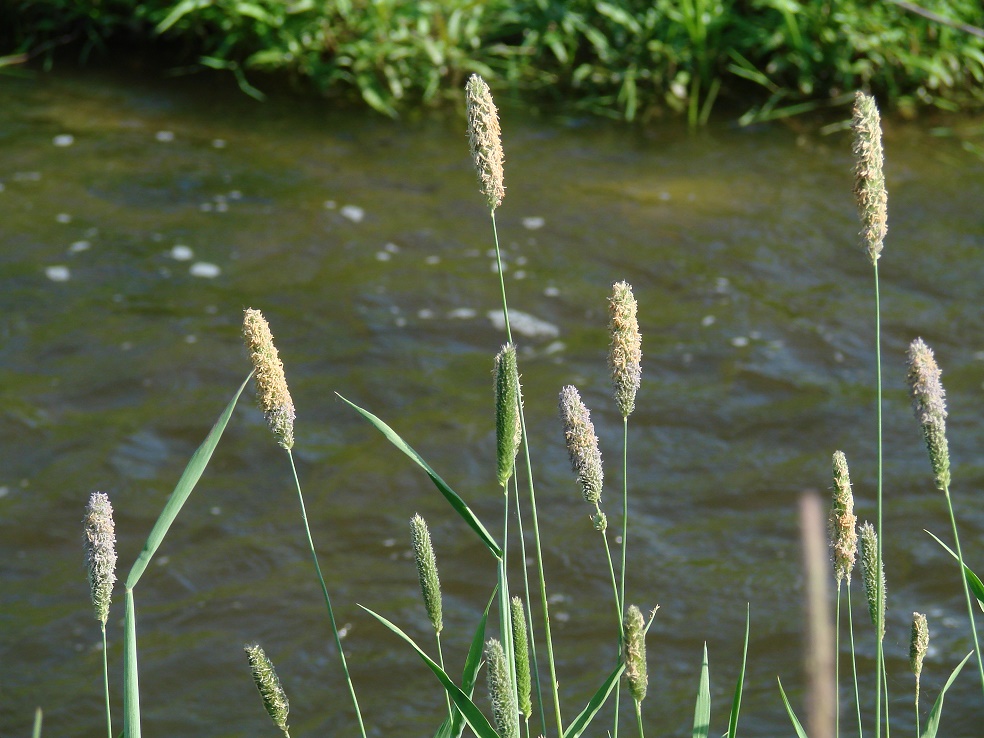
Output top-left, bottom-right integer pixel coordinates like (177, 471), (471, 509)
(727, 604), (750, 738)
(925, 530), (984, 613)
(31, 708), (42, 738)
(777, 677), (808, 738)
(360, 606), (499, 738)
(921, 651), (973, 738)
(126, 374), (251, 589)
(123, 589), (141, 738)
(562, 661), (626, 738)
(337, 394), (501, 558)
(693, 643), (710, 738)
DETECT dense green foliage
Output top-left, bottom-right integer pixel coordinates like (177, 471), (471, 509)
(4, 0), (984, 121)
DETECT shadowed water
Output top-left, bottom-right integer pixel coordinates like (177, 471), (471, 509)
(2, 66), (984, 737)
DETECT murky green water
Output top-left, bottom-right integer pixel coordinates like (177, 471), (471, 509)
(2, 66), (984, 737)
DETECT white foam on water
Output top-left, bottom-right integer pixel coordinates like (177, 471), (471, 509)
(190, 262), (221, 278)
(46, 265), (71, 282)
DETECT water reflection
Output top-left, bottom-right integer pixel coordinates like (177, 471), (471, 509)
(1, 66), (983, 737)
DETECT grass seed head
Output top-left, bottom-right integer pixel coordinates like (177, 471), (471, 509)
(494, 343), (522, 488)
(83, 491), (117, 625)
(244, 643), (290, 736)
(510, 596), (533, 720)
(829, 451), (857, 585)
(624, 604), (649, 704)
(910, 612), (929, 706)
(559, 385), (603, 506)
(851, 91), (887, 264)
(466, 74), (505, 211)
(243, 308), (295, 450)
(486, 638), (519, 738)
(609, 281), (642, 418)
(859, 521), (886, 639)
(906, 338), (950, 490)
(410, 513), (443, 634)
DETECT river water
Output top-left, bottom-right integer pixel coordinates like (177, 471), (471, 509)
(2, 66), (984, 737)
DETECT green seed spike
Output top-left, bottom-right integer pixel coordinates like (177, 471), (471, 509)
(829, 451), (858, 585)
(859, 522), (886, 639)
(486, 638), (519, 738)
(244, 644), (291, 737)
(242, 308), (295, 450)
(510, 596), (532, 720)
(410, 513), (443, 634)
(851, 91), (887, 264)
(609, 281), (642, 419)
(494, 344), (522, 488)
(624, 604), (649, 703)
(906, 338), (951, 490)
(559, 384), (603, 506)
(910, 612), (929, 708)
(83, 491), (117, 625)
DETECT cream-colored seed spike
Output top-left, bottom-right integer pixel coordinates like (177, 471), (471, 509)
(609, 281), (642, 418)
(84, 491), (117, 625)
(466, 74), (505, 211)
(829, 451), (858, 585)
(851, 91), (887, 264)
(243, 308), (295, 450)
(910, 612), (929, 707)
(559, 384), (603, 506)
(859, 521), (886, 639)
(906, 338), (950, 490)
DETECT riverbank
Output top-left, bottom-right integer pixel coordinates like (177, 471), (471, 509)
(3, 0), (984, 124)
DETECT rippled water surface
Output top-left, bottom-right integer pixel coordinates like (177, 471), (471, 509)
(2, 67), (984, 737)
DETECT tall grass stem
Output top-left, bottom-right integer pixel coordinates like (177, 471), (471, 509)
(942, 485), (984, 697)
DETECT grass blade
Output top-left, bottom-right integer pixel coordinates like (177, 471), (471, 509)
(777, 677), (808, 738)
(925, 530), (984, 612)
(693, 643), (710, 738)
(561, 661), (626, 738)
(126, 373), (251, 589)
(360, 605), (499, 738)
(123, 588), (140, 738)
(31, 708), (42, 738)
(727, 604), (750, 738)
(440, 586), (497, 738)
(337, 394), (501, 558)
(921, 651), (972, 738)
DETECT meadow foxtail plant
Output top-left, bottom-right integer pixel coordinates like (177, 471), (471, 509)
(84, 491), (117, 738)
(244, 644), (291, 738)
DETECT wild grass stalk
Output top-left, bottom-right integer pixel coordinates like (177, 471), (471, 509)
(83, 491), (117, 738)
(411, 513), (451, 721)
(244, 644), (291, 738)
(909, 613), (929, 736)
(624, 604), (649, 738)
(243, 307), (368, 738)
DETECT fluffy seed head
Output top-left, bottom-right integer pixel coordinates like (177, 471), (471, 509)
(243, 308), (295, 450)
(245, 643), (290, 736)
(559, 385), (603, 506)
(859, 522), (885, 639)
(410, 513), (443, 634)
(624, 604), (649, 703)
(84, 491), (117, 625)
(494, 344), (523, 488)
(609, 281), (642, 418)
(910, 612), (929, 706)
(466, 75), (505, 211)
(829, 451), (858, 585)
(906, 338), (950, 490)
(510, 596), (532, 720)
(486, 638), (519, 738)
(851, 91), (887, 264)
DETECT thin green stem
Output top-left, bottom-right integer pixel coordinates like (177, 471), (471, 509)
(513, 474), (548, 734)
(874, 261), (884, 738)
(490, 207), (563, 737)
(500, 487), (519, 734)
(915, 690), (920, 738)
(835, 583), (841, 738)
(437, 633), (452, 723)
(101, 622), (112, 738)
(942, 485), (984, 697)
(847, 585), (863, 738)
(598, 514), (624, 635)
(634, 699), (645, 738)
(614, 417), (629, 738)
(287, 450), (367, 738)
(882, 657), (890, 738)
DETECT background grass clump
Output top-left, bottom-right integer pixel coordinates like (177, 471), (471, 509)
(3, 0), (984, 122)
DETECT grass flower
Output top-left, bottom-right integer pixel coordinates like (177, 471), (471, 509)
(243, 308), (295, 450)
(84, 491), (117, 625)
(906, 338), (950, 490)
(609, 281), (642, 419)
(466, 74), (505, 211)
(624, 604), (648, 704)
(851, 91), (887, 264)
(494, 343), (522, 488)
(410, 513), (443, 634)
(859, 521), (885, 639)
(559, 385), (603, 506)
(910, 612), (929, 707)
(510, 596), (532, 721)
(245, 644), (290, 737)
(486, 638), (519, 738)
(829, 451), (858, 586)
